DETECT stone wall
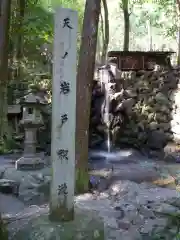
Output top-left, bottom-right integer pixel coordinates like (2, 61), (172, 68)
(90, 65), (180, 153)
(171, 81), (180, 143)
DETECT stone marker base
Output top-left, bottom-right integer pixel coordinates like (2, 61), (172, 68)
(15, 157), (44, 171)
(11, 208), (104, 240)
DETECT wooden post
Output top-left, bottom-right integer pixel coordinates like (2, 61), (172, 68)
(49, 8), (78, 222)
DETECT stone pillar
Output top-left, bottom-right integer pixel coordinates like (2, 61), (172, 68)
(23, 127), (37, 156)
(49, 8), (77, 222)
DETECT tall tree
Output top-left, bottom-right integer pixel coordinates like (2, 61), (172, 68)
(146, 19), (153, 50)
(15, 0), (26, 81)
(0, 0), (12, 148)
(76, 0), (101, 193)
(176, 0), (180, 64)
(101, 0), (109, 63)
(122, 0), (130, 51)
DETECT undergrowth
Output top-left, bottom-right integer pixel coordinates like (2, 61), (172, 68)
(0, 214), (8, 240)
(149, 210), (180, 239)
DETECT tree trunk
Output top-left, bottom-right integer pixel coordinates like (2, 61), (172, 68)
(17, 1), (25, 63)
(16, 0), (25, 60)
(96, 27), (101, 64)
(101, 0), (109, 64)
(177, 0), (180, 65)
(75, 0), (101, 193)
(147, 19), (152, 51)
(177, 26), (180, 65)
(14, 0), (25, 86)
(122, 0), (129, 51)
(0, 0), (11, 147)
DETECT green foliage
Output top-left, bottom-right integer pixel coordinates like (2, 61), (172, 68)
(0, 215), (8, 240)
(0, 137), (18, 154)
(8, 0), (84, 103)
(2, 0), (85, 152)
(111, 0), (178, 51)
(149, 211), (180, 239)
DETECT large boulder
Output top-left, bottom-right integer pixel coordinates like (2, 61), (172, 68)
(147, 130), (167, 150)
(10, 207), (104, 240)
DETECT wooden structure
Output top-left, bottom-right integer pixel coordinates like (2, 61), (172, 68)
(108, 51), (174, 71)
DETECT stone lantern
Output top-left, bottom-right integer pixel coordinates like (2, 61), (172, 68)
(15, 92), (47, 170)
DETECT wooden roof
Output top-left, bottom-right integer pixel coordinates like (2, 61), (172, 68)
(108, 51), (175, 58)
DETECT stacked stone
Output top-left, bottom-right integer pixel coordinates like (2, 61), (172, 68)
(90, 66), (180, 151)
(171, 72), (180, 143)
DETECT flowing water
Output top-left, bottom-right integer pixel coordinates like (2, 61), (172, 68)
(89, 148), (134, 163)
(99, 66), (112, 153)
(106, 130), (111, 153)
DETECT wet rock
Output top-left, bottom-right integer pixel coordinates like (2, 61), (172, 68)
(167, 198), (180, 208)
(113, 90), (125, 101)
(115, 98), (135, 114)
(125, 89), (137, 98)
(149, 121), (158, 130)
(155, 92), (169, 105)
(139, 205), (155, 218)
(163, 154), (177, 163)
(117, 220), (131, 230)
(154, 203), (180, 215)
(90, 66), (179, 151)
(158, 122), (170, 131)
(89, 134), (104, 148)
(148, 150), (165, 159)
(147, 130), (167, 149)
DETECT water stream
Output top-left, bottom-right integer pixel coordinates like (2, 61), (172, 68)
(99, 65), (112, 153)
